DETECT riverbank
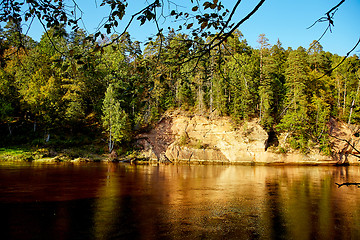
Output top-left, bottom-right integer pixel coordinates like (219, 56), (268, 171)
(2, 112), (360, 165)
(0, 146), (357, 166)
(0, 146), (106, 163)
(0, 146), (159, 164)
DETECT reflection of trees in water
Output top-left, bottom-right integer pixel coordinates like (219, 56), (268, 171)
(263, 167), (360, 239)
(265, 181), (288, 240)
(88, 165), (360, 239)
(92, 164), (165, 239)
(93, 163), (122, 239)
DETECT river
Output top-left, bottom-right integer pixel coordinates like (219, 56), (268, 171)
(0, 162), (360, 239)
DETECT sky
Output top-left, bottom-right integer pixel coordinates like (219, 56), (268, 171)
(24, 0), (360, 56)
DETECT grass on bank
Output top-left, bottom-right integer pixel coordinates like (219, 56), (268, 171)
(0, 147), (33, 161)
(0, 145), (108, 162)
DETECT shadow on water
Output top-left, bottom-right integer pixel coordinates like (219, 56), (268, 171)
(1, 163), (360, 239)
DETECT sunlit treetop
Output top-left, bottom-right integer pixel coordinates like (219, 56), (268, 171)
(0, 0), (357, 62)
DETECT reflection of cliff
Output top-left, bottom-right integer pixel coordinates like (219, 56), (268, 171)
(145, 165), (269, 238)
(144, 165), (360, 239)
(137, 113), (357, 164)
(88, 164), (360, 239)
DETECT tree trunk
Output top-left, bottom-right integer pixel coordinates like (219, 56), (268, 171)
(337, 78), (341, 109)
(210, 80), (213, 113)
(45, 133), (50, 142)
(8, 123), (12, 135)
(109, 126), (113, 153)
(343, 79), (347, 115)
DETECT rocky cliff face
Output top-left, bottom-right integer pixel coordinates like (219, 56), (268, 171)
(136, 113), (360, 164)
(328, 117), (360, 164)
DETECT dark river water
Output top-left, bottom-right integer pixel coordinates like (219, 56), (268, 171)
(1, 162), (360, 240)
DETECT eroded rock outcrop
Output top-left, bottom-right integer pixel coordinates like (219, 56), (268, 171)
(328, 117), (360, 164)
(136, 116), (175, 161)
(136, 113), (360, 164)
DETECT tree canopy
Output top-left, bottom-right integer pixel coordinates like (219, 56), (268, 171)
(0, 0), (359, 156)
(0, 0), (356, 61)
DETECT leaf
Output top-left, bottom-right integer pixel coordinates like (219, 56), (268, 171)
(186, 23), (193, 29)
(210, 4), (217, 9)
(192, 6), (198, 11)
(201, 21), (208, 30)
(146, 12), (154, 21)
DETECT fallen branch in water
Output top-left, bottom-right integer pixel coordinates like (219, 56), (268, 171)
(335, 182), (360, 188)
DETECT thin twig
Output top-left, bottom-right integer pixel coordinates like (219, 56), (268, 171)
(329, 132), (360, 155)
(316, 37), (360, 79)
(180, 0), (265, 65)
(335, 182), (360, 188)
(307, 0), (345, 52)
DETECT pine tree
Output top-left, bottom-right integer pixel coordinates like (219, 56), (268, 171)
(260, 39), (286, 129)
(277, 47), (310, 150)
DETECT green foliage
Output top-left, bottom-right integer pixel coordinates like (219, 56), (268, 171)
(0, 147), (33, 161)
(178, 80), (194, 109)
(178, 133), (190, 146)
(102, 84), (131, 152)
(0, 97), (12, 121)
(0, 20), (359, 156)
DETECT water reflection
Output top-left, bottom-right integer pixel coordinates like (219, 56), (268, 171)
(1, 163), (360, 239)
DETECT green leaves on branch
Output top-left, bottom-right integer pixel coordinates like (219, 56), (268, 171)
(102, 84), (131, 152)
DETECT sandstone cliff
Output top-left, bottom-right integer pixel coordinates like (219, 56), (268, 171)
(136, 113), (360, 165)
(328, 117), (360, 164)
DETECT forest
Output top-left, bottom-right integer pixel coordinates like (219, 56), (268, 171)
(0, 20), (359, 156)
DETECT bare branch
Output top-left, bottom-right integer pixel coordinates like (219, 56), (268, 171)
(211, 0), (265, 49)
(316, 37), (360, 79)
(180, 0), (265, 65)
(217, 0), (242, 37)
(95, 1), (160, 49)
(33, 11), (64, 56)
(308, 0), (345, 44)
(329, 131), (360, 156)
(335, 182), (360, 188)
